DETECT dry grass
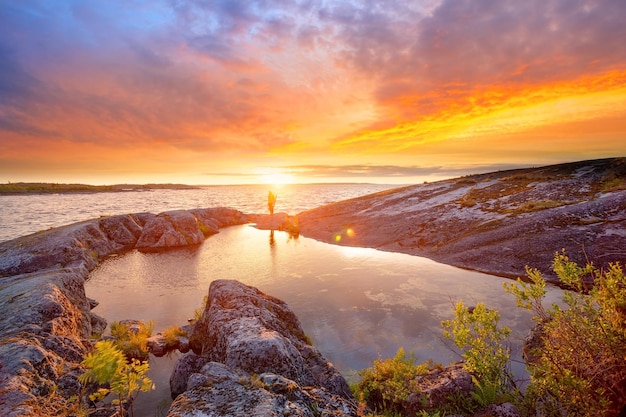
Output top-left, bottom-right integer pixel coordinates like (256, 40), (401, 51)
(513, 200), (567, 213)
(162, 326), (187, 344)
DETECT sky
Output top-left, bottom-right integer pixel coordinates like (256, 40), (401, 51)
(1, 0), (625, 185)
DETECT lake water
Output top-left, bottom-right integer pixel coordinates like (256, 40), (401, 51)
(0, 183), (398, 242)
(87, 225), (562, 417)
(1, 184), (563, 416)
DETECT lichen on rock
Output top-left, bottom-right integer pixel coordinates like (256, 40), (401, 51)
(168, 279), (357, 416)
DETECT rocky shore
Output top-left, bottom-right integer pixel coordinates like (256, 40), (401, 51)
(1, 157), (625, 416)
(0, 208), (247, 416)
(296, 158), (626, 283)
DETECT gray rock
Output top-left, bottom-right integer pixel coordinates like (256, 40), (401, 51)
(147, 331), (189, 357)
(189, 207), (248, 228)
(168, 280), (356, 416)
(168, 369), (358, 417)
(297, 158), (626, 282)
(0, 207), (247, 415)
(475, 402), (521, 417)
(170, 352), (204, 398)
(135, 215), (187, 249)
(90, 312), (108, 336)
(405, 363), (474, 414)
(250, 213), (300, 236)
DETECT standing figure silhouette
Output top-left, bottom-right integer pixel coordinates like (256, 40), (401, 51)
(268, 191), (277, 215)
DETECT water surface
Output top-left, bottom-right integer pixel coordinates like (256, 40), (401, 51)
(0, 183), (398, 242)
(87, 224), (562, 416)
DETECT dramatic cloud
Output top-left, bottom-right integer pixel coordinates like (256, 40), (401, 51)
(0, 0), (624, 184)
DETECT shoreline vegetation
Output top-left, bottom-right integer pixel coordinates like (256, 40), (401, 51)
(0, 182), (201, 195)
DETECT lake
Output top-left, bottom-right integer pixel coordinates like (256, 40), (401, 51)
(86, 224), (563, 417)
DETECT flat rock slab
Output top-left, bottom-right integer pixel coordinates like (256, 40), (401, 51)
(297, 158), (626, 282)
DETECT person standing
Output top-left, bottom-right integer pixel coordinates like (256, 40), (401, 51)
(268, 191), (277, 215)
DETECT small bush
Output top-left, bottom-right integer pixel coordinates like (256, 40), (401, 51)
(504, 251), (626, 416)
(442, 301), (512, 394)
(514, 199), (565, 213)
(162, 326), (186, 345)
(79, 340), (153, 417)
(355, 348), (434, 414)
(110, 320), (153, 361)
(191, 295), (209, 324)
(602, 177), (625, 191)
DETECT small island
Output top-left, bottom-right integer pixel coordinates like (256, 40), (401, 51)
(0, 182), (200, 195)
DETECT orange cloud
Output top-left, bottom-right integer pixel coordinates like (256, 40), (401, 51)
(1, 1), (625, 184)
(332, 70), (626, 156)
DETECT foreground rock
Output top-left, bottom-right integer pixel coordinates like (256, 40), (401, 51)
(0, 208), (247, 417)
(168, 279), (358, 417)
(298, 158), (626, 282)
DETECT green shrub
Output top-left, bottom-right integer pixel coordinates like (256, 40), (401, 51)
(355, 348), (434, 414)
(441, 301), (512, 395)
(110, 320), (153, 361)
(504, 251), (626, 417)
(355, 252), (626, 417)
(79, 340), (153, 417)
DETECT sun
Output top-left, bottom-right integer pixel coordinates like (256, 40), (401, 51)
(258, 171), (295, 185)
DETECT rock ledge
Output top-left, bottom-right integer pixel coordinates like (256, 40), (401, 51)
(168, 279), (357, 417)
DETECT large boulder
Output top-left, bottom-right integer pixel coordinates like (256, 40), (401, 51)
(189, 207), (248, 229)
(135, 210), (204, 250)
(169, 362), (358, 417)
(168, 280), (356, 416)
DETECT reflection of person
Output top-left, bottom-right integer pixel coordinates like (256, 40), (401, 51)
(268, 191), (277, 215)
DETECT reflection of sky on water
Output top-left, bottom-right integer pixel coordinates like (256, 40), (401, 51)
(86, 224), (563, 416)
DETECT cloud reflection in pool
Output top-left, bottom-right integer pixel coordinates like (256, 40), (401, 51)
(86, 224), (562, 415)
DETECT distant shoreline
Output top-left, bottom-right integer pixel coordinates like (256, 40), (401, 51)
(0, 182), (201, 195)
(0, 182), (408, 196)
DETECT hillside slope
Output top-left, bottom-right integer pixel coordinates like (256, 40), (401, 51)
(298, 158), (626, 282)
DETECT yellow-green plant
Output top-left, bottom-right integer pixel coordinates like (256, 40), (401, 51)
(504, 251), (626, 416)
(442, 301), (512, 395)
(355, 347), (434, 414)
(191, 295), (208, 324)
(162, 325), (186, 345)
(79, 340), (154, 417)
(110, 320), (153, 360)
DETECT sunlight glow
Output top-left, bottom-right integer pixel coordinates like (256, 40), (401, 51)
(258, 171), (296, 186)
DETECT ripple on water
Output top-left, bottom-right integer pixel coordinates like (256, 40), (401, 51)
(85, 224), (564, 417)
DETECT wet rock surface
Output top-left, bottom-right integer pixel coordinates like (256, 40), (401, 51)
(297, 158), (626, 282)
(168, 279), (357, 417)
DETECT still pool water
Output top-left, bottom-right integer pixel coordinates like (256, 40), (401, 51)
(86, 224), (562, 416)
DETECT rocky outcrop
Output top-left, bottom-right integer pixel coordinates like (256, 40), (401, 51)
(147, 325), (192, 357)
(168, 279), (357, 417)
(406, 363), (474, 414)
(0, 266), (93, 417)
(0, 208), (247, 417)
(297, 158), (626, 283)
(249, 212), (300, 236)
